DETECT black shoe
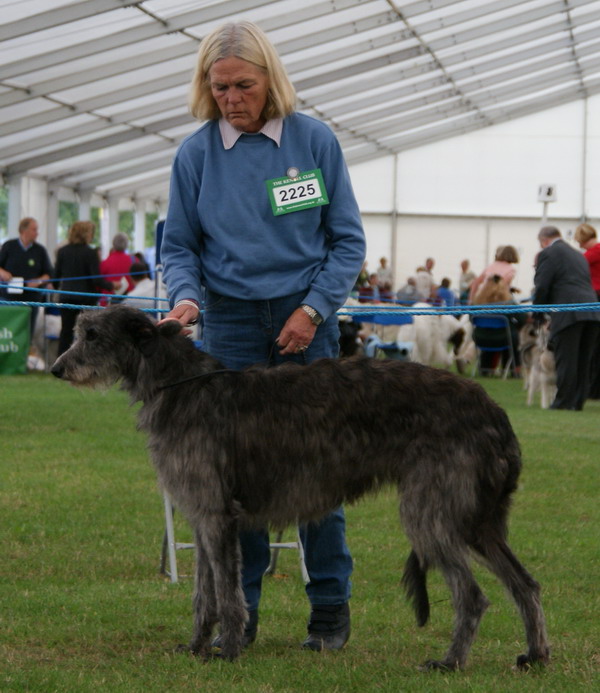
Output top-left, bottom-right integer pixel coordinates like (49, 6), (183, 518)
(302, 603), (350, 652)
(211, 609), (258, 650)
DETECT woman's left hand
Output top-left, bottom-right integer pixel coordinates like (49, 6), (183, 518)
(277, 308), (317, 355)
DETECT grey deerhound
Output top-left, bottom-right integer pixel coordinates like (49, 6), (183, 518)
(51, 305), (549, 671)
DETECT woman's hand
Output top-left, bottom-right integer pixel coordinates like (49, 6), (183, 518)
(277, 308), (317, 355)
(157, 301), (199, 327)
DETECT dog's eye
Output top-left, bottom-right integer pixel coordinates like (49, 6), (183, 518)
(85, 327), (99, 341)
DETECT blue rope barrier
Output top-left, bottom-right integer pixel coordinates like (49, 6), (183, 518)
(1, 294), (598, 318)
(0, 282), (169, 302)
(338, 303), (600, 317)
(38, 270), (151, 283)
(0, 298), (163, 315)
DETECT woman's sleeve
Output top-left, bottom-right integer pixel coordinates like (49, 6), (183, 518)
(161, 146), (204, 307)
(302, 137), (366, 319)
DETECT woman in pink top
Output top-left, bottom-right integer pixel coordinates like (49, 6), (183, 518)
(469, 245), (520, 303)
(574, 223), (600, 299)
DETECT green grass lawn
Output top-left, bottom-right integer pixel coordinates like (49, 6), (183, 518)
(1, 372), (599, 692)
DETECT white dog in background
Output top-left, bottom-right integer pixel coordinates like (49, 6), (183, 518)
(349, 301), (474, 372)
(398, 304), (473, 371)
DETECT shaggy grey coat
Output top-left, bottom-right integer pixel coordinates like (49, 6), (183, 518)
(51, 306), (549, 671)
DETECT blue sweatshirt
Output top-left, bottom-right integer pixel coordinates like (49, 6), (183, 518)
(161, 112), (365, 320)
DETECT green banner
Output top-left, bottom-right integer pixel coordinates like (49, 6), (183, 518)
(0, 306), (31, 375)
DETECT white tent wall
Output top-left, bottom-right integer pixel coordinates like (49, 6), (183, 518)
(349, 93), (600, 299)
(4, 94), (600, 292)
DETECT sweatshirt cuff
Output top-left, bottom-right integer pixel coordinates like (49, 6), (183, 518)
(302, 290), (336, 323)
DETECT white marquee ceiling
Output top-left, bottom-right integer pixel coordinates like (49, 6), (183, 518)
(1, 0), (600, 203)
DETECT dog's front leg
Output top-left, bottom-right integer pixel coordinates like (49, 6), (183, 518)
(201, 513), (247, 660)
(187, 528), (219, 658)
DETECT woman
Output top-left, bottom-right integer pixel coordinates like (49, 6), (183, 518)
(469, 245), (520, 302)
(458, 259), (475, 304)
(160, 21), (365, 652)
(575, 222), (600, 397)
(54, 221), (112, 355)
(574, 222), (600, 299)
(471, 274), (526, 376)
(99, 232), (134, 299)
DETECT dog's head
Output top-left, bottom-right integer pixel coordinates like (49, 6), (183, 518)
(51, 305), (183, 389)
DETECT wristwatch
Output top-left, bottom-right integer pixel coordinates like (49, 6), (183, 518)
(300, 304), (323, 326)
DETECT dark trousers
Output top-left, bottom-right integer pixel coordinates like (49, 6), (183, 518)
(58, 308), (82, 356)
(551, 321), (600, 410)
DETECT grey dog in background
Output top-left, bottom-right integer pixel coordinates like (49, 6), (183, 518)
(51, 305), (549, 671)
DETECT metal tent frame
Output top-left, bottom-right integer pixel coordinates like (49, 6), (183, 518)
(2, 0), (600, 204)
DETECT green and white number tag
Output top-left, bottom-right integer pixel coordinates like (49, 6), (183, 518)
(266, 168), (329, 216)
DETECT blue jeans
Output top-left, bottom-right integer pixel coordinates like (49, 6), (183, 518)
(203, 289), (353, 612)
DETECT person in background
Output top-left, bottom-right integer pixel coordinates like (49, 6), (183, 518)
(574, 223), (600, 299)
(396, 276), (418, 304)
(352, 260), (369, 295)
(54, 221), (113, 355)
(359, 273), (381, 303)
(435, 277), (456, 307)
(0, 217), (53, 336)
(469, 245), (520, 303)
(159, 20), (365, 652)
(471, 274), (526, 376)
(458, 259), (476, 304)
(122, 262), (157, 318)
(414, 265), (434, 301)
(376, 256), (393, 289)
(100, 232), (134, 299)
(574, 222), (600, 398)
(533, 226), (600, 410)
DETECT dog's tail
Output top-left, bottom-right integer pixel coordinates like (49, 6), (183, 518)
(401, 550), (430, 626)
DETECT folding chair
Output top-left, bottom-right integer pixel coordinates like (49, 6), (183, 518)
(160, 493), (308, 584)
(471, 314), (516, 379)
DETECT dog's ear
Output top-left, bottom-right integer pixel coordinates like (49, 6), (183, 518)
(135, 325), (159, 357)
(157, 319), (184, 338)
(124, 311), (159, 357)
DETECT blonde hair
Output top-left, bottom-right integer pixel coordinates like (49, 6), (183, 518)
(189, 21), (296, 122)
(574, 222), (597, 245)
(472, 274), (512, 305)
(68, 221), (95, 245)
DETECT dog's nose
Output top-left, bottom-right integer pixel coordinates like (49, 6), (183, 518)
(50, 362), (64, 379)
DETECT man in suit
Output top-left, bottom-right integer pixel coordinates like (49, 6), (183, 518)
(533, 226), (600, 410)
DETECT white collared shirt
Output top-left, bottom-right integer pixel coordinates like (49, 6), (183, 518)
(219, 117), (283, 149)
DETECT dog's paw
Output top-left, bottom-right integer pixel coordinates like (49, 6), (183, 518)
(174, 642), (211, 659)
(514, 650), (550, 671)
(210, 643), (243, 661)
(418, 659), (458, 673)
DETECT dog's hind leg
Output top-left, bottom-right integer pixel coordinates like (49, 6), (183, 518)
(420, 551), (490, 671)
(186, 528), (219, 658)
(401, 463), (488, 671)
(474, 536), (550, 669)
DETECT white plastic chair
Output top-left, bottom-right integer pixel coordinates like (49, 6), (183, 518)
(160, 493), (308, 584)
